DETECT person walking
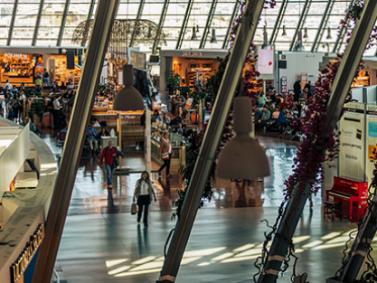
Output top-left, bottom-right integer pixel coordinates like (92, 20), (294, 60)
(158, 131), (172, 178)
(99, 140), (118, 189)
(133, 171), (157, 227)
(86, 122), (98, 154)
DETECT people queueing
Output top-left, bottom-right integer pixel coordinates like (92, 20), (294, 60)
(133, 171), (157, 227)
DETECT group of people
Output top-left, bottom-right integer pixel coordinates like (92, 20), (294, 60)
(0, 81), (27, 123)
(0, 79), (76, 133)
(255, 81), (313, 140)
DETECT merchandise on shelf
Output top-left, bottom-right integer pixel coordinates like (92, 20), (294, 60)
(172, 57), (220, 89)
(0, 53), (35, 86)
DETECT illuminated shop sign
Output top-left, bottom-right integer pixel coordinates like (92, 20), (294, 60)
(10, 224), (45, 283)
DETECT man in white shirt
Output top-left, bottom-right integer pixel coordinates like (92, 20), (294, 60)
(52, 96), (64, 129)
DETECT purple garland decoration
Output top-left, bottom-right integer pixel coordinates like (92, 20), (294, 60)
(285, 0), (377, 197)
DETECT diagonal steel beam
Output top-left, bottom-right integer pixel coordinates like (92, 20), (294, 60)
(199, 0), (218, 48)
(332, 0), (357, 53)
(81, 0), (96, 47)
(32, 0), (44, 46)
(328, 194), (377, 282)
(31, 1), (119, 283)
(129, 0), (145, 47)
(258, 1), (377, 282)
(57, 0), (71, 46)
(152, 0), (170, 54)
(222, 0), (240, 49)
(7, 0), (18, 46)
(289, 0), (312, 51)
(176, 0), (194, 49)
(157, 0), (265, 282)
(311, 0), (335, 52)
(270, 0), (288, 45)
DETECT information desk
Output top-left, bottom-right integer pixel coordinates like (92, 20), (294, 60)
(92, 110), (144, 151)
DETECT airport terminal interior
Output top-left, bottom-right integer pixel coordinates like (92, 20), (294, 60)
(1, 0), (377, 283)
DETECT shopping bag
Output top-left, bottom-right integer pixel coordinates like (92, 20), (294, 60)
(131, 202), (137, 215)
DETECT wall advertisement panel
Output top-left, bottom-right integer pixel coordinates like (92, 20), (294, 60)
(366, 104), (377, 185)
(339, 102), (366, 181)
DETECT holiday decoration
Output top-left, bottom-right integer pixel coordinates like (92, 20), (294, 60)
(254, 0), (377, 281)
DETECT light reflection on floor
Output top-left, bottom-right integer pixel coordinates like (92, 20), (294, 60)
(43, 134), (369, 282)
(104, 229), (373, 279)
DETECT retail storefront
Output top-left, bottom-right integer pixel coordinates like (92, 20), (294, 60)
(0, 48), (83, 88)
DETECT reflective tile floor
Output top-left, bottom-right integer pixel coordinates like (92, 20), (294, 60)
(40, 135), (366, 282)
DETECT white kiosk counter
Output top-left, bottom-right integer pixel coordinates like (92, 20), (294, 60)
(0, 118), (57, 283)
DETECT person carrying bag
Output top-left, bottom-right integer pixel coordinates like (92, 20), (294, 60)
(133, 171), (157, 227)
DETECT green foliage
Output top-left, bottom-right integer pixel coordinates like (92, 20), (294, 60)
(206, 55), (229, 103)
(173, 55), (235, 220)
(167, 73), (180, 94)
(174, 130), (213, 219)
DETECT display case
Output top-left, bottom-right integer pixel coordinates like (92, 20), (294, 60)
(91, 110), (145, 152)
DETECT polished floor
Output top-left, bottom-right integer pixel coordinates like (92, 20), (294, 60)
(41, 135), (365, 283)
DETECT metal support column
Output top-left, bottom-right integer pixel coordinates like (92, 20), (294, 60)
(7, 0), (18, 46)
(257, 1), (377, 282)
(129, 0), (145, 47)
(32, 0), (44, 46)
(222, 0), (240, 49)
(332, 0), (357, 53)
(57, 0), (71, 46)
(31, 1), (119, 283)
(176, 0), (194, 50)
(199, 0), (218, 48)
(157, 0), (265, 282)
(81, 0), (96, 47)
(152, 0), (170, 54)
(311, 0), (335, 52)
(269, 0), (288, 45)
(289, 0), (312, 51)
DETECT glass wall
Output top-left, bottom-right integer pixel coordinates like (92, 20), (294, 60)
(0, 0), (375, 56)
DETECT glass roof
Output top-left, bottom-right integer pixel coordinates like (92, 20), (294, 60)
(0, 0), (375, 56)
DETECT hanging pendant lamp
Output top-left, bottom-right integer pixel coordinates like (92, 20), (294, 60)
(147, 25), (152, 39)
(196, 24), (199, 33)
(282, 24), (287, 36)
(262, 23), (268, 48)
(326, 27), (332, 40)
(216, 96), (270, 180)
(191, 26), (198, 40)
(294, 30), (304, 51)
(113, 64), (144, 111)
(210, 28), (217, 43)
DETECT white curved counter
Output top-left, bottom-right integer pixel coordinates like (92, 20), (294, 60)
(0, 118), (57, 283)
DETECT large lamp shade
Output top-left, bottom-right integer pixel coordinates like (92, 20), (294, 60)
(113, 64), (144, 111)
(216, 96), (270, 180)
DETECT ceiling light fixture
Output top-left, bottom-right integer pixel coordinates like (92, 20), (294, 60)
(191, 26), (198, 40)
(282, 24), (287, 36)
(216, 96), (270, 180)
(326, 27), (332, 40)
(113, 64), (144, 111)
(210, 28), (217, 43)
